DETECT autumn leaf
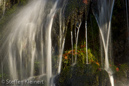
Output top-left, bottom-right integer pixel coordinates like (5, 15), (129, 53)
(63, 53), (68, 57)
(64, 56), (68, 60)
(116, 67), (119, 72)
(96, 62), (100, 66)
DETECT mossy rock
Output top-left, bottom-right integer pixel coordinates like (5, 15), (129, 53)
(54, 63), (112, 86)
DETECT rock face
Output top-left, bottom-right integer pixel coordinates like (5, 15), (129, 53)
(64, 0), (90, 27)
(54, 64), (111, 86)
(0, 0), (91, 27)
(111, 0), (129, 64)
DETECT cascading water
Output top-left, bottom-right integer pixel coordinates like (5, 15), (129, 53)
(58, 5), (66, 74)
(45, 1), (58, 85)
(92, 0), (115, 86)
(1, 0), (127, 86)
(75, 22), (82, 64)
(85, 21), (88, 64)
(0, 0), (66, 86)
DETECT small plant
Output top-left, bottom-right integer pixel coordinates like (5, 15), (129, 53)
(62, 41), (98, 65)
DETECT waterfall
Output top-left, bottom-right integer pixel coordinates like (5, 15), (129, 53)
(58, 8), (63, 74)
(0, 0), (67, 86)
(57, 9), (65, 74)
(58, 0), (67, 74)
(5, 0), (46, 80)
(85, 21), (88, 64)
(45, 1), (58, 85)
(75, 22), (82, 64)
(92, 0), (115, 86)
(40, 22), (45, 74)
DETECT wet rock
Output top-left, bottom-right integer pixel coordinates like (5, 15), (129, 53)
(54, 64), (111, 86)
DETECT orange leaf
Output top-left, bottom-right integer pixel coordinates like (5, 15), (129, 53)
(116, 67), (119, 72)
(64, 56), (68, 60)
(96, 62), (100, 66)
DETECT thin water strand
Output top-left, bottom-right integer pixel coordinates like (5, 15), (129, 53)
(41, 28), (45, 74)
(57, 0), (67, 74)
(45, 1), (58, 85)
(58, 3), (66, 73)
(99, 19), (114, 86)
(58, 8), (63, 74)
(75, 22), (82, 64)
(8, 41), (18, 80)
(58, 37), (65, 74)
(93, 0), (115, 86)
(30, 44), (36, 76)
(71, 31), (74, 64)
(85, 21), (88, 64)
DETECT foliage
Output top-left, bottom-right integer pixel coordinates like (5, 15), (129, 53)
(62, 41), (98, 65)
(58, 40), (101, 86)
(115, 63), (129, 78)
